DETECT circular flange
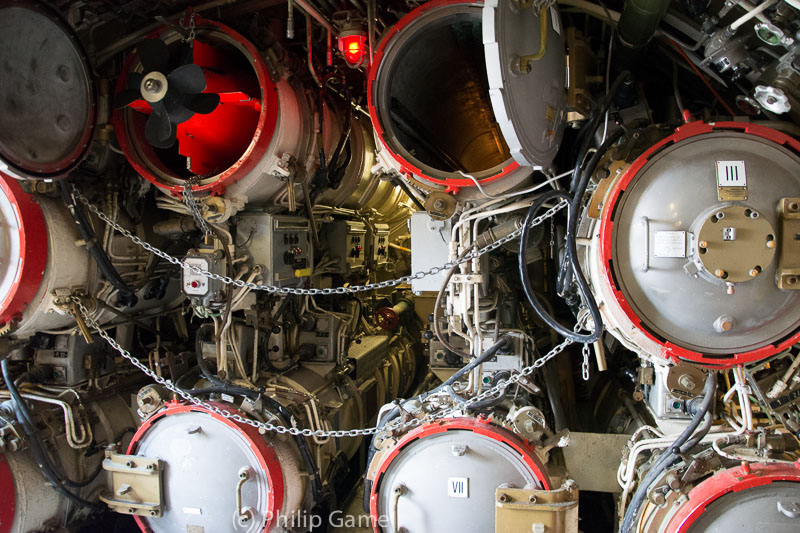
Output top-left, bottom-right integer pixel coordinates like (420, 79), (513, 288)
(0, 173), (47, 327)
(113, 18), (277, 197)
(369, 417), (550, 532)
(128, 403), (284, 533)
(0, 0), (96, 180)
(694, 205), (775, 283)
(367, 0), (530, 197)
(596, 121), (800, 367)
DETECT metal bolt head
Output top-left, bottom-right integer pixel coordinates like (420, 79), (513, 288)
(699, 240), (708, 249)
(432, 199), (446, 211)
(528, 495), (537, 503)
(126, 461), (135, 468)
(498, 493), (511, 503)
(715, 269), (726, 278)
(787, 276), (798, 286)
(777, 500), (800, 518)
(767, 239), (777, 248)
(749, 268), (760, 277)
(143, 78), (162, 93)
(451, 444), (467, 456)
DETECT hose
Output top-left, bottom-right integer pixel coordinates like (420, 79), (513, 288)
(446, 370), (511, 410)
(2, 359), (104, 510)
(432, 250), (471, 360)
(621, 371), (717, 533)
(59, 182), (137, 305)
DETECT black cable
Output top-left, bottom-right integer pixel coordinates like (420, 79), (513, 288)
(446, 370), (511, 410)
(621, 371), (717, 533)
(59, 182), (136, 304)
(2, 359), (104, 510)
(568, 71), (632, 194)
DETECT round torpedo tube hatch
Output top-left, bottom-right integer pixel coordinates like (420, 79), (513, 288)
(367, 0), (567, 200)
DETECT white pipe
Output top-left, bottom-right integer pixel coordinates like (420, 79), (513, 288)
(730, 0), (778, 30)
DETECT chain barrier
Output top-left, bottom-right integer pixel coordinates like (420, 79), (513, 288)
(77, 193), (568, 296)
(74, 298), (571, 438)
(73, 194), (571, 436)
(582, 343), (591, 381)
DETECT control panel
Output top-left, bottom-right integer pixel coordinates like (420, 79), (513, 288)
(236, 214), (312, 288)
(182, 248), (225, 306)
(373, 223), (390, 266)
(325, 219), (367, 275)
(298, 315), (342, 362)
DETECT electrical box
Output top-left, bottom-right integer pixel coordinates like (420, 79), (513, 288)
(373, 223), (390, 266)
(324, 219), (367, 274)
(298, 315), (342, 362)
(410, 212), (451, 293)
(236, 214), (312, 288)
(182, 248), (225, 306)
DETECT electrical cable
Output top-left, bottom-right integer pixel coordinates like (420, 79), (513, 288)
(621, 371), (717, 533)
(59, 181), (136, 305)
(432, 250), (471, 359)
(2, 359), (104, 510)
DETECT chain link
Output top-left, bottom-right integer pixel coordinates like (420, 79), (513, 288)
(77, 193), (567, 296)
(182, 179), (211, 236)
(73, 297), (571, 437)
(180, 11), (197, 43)
(582, 343), (591, 381)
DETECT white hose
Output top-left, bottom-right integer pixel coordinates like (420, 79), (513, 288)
(730, 0), (778, 30)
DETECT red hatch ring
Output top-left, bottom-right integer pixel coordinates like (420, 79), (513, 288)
(0, 453), (15, 533)
(666, 461), (800, 532)
(598, 121), (800, 368)
(0, 174), (47, 327)
(113, 18), (278, 197)
(369, 417), (551, 532)
(128, 402), (284, 533)
(366, 0), (520, 195)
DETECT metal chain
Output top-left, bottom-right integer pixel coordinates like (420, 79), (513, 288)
(73, 297), (571, 437)
(582, 343), (591, 381)
(182, 179), (211, 236)
(77, 193), (568, 296)
(180, 11), (197, 43)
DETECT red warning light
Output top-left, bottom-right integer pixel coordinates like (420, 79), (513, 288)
(338, 32), (367, 67)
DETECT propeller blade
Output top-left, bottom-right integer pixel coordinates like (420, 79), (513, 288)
(125, 72), (143, 91)
(184, 93), (220, 115)
(168, 63), (206, 95)
(137, 39), (169, 74)
(144, 102), (175, 148)
(113, 89), (143, 109)
(162, 92), (194, 125)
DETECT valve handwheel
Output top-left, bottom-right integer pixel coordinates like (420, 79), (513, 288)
(375, 307), (400, 330)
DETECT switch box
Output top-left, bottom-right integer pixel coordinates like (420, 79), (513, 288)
(324, 219), (367, 274)
(373, 223), (390, 266)
(236, 214), (312, 288)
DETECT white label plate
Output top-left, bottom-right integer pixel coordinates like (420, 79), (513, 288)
(716, 160), (747, 187)
(447, 477), (469, 498)
(653, 231), (687, 258)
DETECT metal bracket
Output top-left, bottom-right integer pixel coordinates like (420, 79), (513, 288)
(777, 198), (800, 289)
(495, 480), (579, 533)
(99, 449), (163, 518)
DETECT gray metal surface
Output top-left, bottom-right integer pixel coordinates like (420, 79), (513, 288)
(610, 132), (800, 355)
(376, 428), (544, 533)
(483, 0), (567, 169)
(134, 410), (273, 533)
(0, 4), (94, 177)
(410, 212), (451, 293)
(687, 481), (800, 532)
(560, 432), (630, 493)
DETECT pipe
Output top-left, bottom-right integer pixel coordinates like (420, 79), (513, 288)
(617, 0), (671, 48)
(294, 0), (335, 33)
(730, 0), (777, 31)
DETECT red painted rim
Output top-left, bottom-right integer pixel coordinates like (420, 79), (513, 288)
(666, 461), (800, 532)
(113, 18), (278, 197)
(598, 121), (800, 367)
(366, 0), (520, 195)
(128, 402), (284, 533)
(0, 174), (47, 327)
(0, 0), (96, 179)
(0, 453), (15, 533)
(369, 417), (551, 532)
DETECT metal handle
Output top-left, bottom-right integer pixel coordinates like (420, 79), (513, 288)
(236, 467), (253, 526)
